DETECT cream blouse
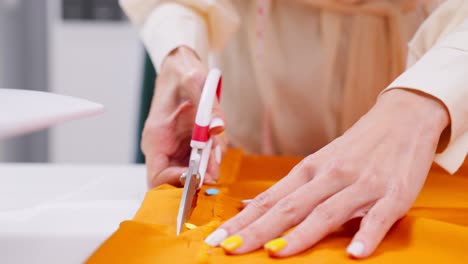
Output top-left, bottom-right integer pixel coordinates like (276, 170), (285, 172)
(120, 0), (468, 174)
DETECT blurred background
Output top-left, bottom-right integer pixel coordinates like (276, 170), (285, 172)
(0, 0), (144, 163)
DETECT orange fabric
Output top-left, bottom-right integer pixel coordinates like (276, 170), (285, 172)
(87, 150), (468, 263)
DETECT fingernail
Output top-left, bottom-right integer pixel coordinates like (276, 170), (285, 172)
(205, 228), (228, 247)
(264, 238), (287, 254)
(346, 241), (365, 258)
(241, 199), (252, 208)
(180, 173), (187, 184)
(220, 235), (243, 252)
(215, 145), (222, 164)
(210, 118), (225, 130)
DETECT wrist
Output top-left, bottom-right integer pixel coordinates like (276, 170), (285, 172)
(377, 89), (449, 136)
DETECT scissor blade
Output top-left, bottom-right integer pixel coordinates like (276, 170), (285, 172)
(176, 163), (199, 235)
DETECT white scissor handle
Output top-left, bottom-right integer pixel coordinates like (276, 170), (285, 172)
(189, 69), (222, 188)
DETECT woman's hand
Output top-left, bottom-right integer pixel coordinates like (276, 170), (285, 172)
(205, 89), (449, 258)
(141, 46), (226, 189)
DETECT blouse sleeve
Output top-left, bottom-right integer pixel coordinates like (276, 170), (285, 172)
(382, 0), (468, 173)
(119, 0), (239, 71)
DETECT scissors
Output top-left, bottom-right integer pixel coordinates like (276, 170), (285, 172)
(176, 69), (222, 235)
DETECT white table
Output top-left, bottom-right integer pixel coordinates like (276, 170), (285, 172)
(0, 164), (147, 263)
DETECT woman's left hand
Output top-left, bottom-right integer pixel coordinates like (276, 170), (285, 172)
(204, 89), (449, 258)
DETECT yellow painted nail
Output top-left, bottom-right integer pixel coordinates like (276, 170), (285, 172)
(220, 235), (243, 252)
(264, 238), (287, 254)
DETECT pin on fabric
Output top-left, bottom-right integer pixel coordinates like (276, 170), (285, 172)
(184, 223), (197, 230)
(205, 188), (220, 196)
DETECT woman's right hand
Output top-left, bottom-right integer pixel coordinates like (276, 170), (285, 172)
(141, 46), (227, 189)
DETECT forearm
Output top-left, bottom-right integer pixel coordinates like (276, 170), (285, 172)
(380, 5), (468, 173)
(120, 0), (240, 71)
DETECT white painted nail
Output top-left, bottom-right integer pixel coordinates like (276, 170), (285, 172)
(241, 199), (252, 207)
(204, 228), (228, 247)
(346, 241), (365, 257)
(215, 145), (222, 165)
(209, 118), (225, 130)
